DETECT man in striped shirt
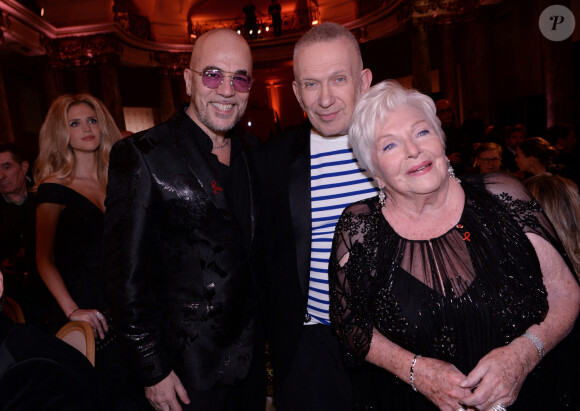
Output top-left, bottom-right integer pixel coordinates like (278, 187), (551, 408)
(257, 22), (376, 411)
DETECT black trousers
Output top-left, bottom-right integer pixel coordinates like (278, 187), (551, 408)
(180, 351), (265, 411)
(181, 381), (263, 411)
(275, 324), (354, 411)
(181, 314), (266, 411)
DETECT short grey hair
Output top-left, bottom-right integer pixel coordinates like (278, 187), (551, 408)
(348, 80), (445, 176)
(293, 22), (363, 76)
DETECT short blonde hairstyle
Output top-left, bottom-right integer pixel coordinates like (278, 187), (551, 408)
(525, 174), (580, 279)
(293, 22), (363, 76)
(34, 94), (121, 191)
(348, 80), (445, 176)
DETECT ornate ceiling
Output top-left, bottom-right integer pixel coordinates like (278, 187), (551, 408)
(20, 0), (364, 45)
(0, 0), (488, 93)
(0, 1), (421, 80)
(0, 0), (412, 56)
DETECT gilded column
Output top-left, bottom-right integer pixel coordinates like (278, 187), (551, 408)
(41, 60), (65, 110)
(439, 22), (459, 117)
(158, 69), (175, 124)
(154, 52), (190, 123)
(542, 39), (574, 127)
(459, 11), (492, 125)
(411, 20), (432, 94)
(99, 57), (126, 131)
(541, 7), (574, 128)
(409, 0), (467, 114)
(173, 76), (188, 107)
(539, 0), (574, 127)
(72, 65), (91, 93)
(44, 33), (124, 101)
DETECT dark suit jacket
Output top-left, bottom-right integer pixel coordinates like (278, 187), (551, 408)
(0, 316), (106, 410)
(0, 191), (36, 264)
(104, 109), (260, 391)
(502, 145), (519, 172)
(256, 123), (312, 388)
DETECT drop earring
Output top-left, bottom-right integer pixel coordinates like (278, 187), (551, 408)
(378, 187), (386, 207)
(447, 158), (460, 183)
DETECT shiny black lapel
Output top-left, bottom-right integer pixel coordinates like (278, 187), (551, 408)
(288, 125), (312, 296)
(169, 113), (233, 223)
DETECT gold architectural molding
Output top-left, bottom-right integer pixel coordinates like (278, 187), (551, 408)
(0, 0), (481, 67)
(152, 51), (191, 78)
(43, 33), (123, 67)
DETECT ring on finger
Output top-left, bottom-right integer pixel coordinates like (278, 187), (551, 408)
(456, 408), (466, 411)
(491, 403), (507, 411)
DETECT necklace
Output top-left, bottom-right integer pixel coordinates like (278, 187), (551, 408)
(74, 176), (100, 186)
(213, 139), (230, 150)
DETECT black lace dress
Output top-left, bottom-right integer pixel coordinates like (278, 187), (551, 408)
(37, 183), (151, 410)
(329, 173), (579, 410)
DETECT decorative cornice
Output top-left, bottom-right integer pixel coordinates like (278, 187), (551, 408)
(404, 0), (472, 25)
(344, 0), (408, 42)
(152, 51), (191, 77)
(0, 0), (482, 67)
(43, 33), (123, 67)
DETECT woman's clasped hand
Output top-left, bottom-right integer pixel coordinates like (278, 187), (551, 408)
(68, 308), (109, 339)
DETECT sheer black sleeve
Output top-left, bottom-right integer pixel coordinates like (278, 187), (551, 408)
(329, 199), (380, 366)
(475, 172), (573, 273)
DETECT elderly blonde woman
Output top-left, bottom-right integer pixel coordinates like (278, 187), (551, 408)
(329, 80), (580, 411)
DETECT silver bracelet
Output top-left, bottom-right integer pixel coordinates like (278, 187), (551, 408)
(410, 354), (421, 392)
(523, 331), (545, 360)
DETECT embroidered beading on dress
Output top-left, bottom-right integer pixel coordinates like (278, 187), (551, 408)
(328, 173), (578, 410)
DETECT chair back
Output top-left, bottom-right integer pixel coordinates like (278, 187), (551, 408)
(55, 321), (95, 366)
(3, 296), (25, 324)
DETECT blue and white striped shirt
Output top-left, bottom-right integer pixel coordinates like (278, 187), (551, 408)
(306, 131), (378, 325)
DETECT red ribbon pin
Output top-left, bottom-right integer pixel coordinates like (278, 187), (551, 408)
(211, 180), (223, 195)
(463, 232), (471, 242)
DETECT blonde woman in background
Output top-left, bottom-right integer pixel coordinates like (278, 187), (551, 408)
(34, 93), (119, 335)
(34, 94), (149, 409)
(525, 174), (580, 279)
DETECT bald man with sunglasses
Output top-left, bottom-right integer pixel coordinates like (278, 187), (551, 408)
(104, 29), (264, 411)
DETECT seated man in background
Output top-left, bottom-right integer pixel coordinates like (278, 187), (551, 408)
(473, 142), (503, 174)
(0, 143), (49, 328)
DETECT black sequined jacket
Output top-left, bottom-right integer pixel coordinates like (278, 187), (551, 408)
(103, 108), (260, 390)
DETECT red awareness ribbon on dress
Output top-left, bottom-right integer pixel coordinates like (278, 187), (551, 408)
(211, 180), (223, 195)
(456, 224), (470, 242)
